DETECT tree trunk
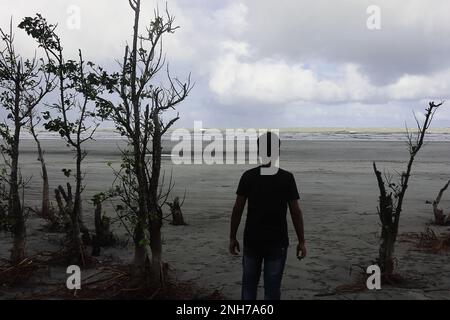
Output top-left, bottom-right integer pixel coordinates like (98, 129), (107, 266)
(92, 200), (114, 256)
(170, 198), (186, 226)
(373, 162), (395, 275)
(38, 148), (51, 221)
(9, 76), (25, 265)
(41, 162), (50, 219)
(378, 225), (395, 274)
(30, 122), (51, 221)
(132, 144), (149, 283)
(129, 0), (149, 284)
(9, 131), (25, 264)
(92, 200), (102, 256)
(131, 139), (149, 282)
(149, 214), (163, 284)
(9, 151), (25, 264)
(131, 202), (147, 284)
(148, 112), (163, 284)
(70, 146), (87, 264)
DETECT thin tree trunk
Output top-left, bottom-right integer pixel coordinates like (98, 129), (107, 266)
(378, 225), (395, 274)
(129, 0), (148, 283)
(149, 112), (163, 284)
(9, 75), (25, 264)
(149, 216), (163, 283)
(92, 200), (102, 256)
(373, 162), (395, 274)
(10, 131), (25, 264)
(30, 121), (51, 220)
(41, 161), (50, 218)
(70, 146), (86, 264)
(92, 199), (114, 256)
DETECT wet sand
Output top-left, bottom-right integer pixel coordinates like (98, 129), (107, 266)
(1, 139), (450, 299)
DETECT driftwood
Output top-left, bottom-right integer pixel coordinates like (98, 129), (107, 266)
(430, 180), (450, 226)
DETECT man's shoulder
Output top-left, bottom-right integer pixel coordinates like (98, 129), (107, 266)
(276, 168), (297, 183)
(277, 168), (294, 177)
(241, 167), (260, 178)
(241, 167), (293, 177)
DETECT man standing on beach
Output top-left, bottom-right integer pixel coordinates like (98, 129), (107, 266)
(229, 132), (307, 300)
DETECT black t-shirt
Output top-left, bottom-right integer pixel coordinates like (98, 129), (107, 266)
(236, 167), (300, 250)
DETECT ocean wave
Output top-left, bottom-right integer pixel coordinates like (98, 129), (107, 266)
(18, 128), (450, 142)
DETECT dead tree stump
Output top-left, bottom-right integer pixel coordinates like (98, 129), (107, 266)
(91, 196), (115, 256)
(53, 183), (73, 231)
(168, 197), (187, 226)
(431, 180), (450, 226)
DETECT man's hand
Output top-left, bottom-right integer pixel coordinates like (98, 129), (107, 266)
(229, 238), (241, 255)
(297, 242), (307, 259)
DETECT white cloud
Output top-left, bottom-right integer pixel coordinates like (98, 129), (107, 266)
(208, 48), (365, 104)
(209, 38), (450, 106)
(386, 71), (450, 101)
(213, 2), (248, 36)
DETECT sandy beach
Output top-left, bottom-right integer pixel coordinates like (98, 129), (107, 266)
(1, 138), (450, 300)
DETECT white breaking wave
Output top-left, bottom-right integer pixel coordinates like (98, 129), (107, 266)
(18, 127), (450, 142)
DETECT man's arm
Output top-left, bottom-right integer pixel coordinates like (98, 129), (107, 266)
(289, 200), (307, 258)
(229, 195), (247, 255)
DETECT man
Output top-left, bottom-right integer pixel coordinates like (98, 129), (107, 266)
(229, 132), (306, 300)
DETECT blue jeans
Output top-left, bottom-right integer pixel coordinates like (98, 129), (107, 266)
(241, 246), (287, 300)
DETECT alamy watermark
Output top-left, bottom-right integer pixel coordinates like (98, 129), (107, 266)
(367, 5), (381, 30)
(66, 265), (81, 290)
(170, 122), (280, 175)
(366, 265), (382, 290)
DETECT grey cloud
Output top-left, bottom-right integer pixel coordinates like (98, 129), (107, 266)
(242, 0), (450, 84)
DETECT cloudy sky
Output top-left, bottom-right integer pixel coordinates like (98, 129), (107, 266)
(1, 0), (450, 128)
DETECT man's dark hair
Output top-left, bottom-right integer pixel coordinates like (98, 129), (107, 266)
(257, 131), (281, 157)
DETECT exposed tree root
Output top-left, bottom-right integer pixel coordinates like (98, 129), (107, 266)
(316, 263), (426, 298)
(3, 257), (224, 300)
(0, 255), (47, 287)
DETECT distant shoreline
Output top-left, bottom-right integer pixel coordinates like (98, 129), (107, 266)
(15, 127), (450, 142)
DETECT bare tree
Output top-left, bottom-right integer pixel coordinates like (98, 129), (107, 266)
(96, 1), (192, 283)
(373, 101), (444, 274)
(19, 15), (101, 264)
(0, 21), (53, 264)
